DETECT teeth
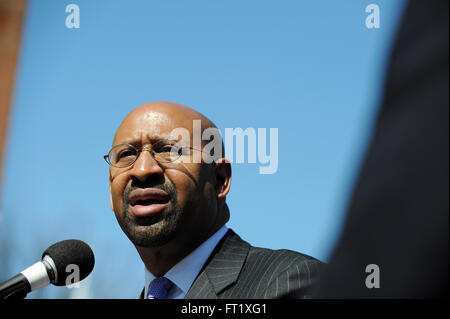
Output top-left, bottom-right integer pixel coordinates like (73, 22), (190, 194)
(133, 198), (164, 206)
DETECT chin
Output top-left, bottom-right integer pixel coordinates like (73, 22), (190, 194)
(127, 221), (179, 248)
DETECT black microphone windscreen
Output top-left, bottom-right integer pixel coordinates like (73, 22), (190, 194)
(42, 239), (95, 286)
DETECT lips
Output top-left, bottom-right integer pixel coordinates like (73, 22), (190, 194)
(128, 188), (169, 217)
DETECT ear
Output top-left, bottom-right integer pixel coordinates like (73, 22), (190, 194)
(109, 182), (115, 211)
(215, 158), (231, 199)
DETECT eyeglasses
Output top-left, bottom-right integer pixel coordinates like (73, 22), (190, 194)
(104, 140), (205, 168)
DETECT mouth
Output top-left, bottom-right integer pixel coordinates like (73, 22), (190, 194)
(128, 189), (170, 217)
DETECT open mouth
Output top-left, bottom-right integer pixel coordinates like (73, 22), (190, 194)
(128, 189), (170, 217)
(131, 197), (168, 206)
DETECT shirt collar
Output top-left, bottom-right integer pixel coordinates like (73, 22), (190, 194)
(145, 225), (228, 297)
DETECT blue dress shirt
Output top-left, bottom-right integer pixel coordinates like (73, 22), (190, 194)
(144, 225), (228, 299)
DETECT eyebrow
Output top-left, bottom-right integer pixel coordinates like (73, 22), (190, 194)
(114, 135), (179, 147)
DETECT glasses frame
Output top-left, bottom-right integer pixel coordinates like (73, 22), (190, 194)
(103, 140), (208, 168)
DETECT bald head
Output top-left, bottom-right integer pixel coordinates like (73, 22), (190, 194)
(121, 101), (216, 129)
(113, 101), (222, 151)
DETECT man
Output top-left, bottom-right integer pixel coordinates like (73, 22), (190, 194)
(106, 101), (322, 299)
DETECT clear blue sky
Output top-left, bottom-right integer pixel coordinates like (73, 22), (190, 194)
(0, 0), (407, 298)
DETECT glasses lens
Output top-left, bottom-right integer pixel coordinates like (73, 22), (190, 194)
(110, 144), (138, 167)
(152, 140), (182, 163)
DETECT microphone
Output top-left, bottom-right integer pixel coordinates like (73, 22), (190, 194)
(0, 239), (95, 299)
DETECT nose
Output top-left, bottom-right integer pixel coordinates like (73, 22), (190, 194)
(129, 149), (164, 182)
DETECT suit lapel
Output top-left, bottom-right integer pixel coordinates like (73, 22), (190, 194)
(184, 271), (217, 299)
(185, 229), (250, 299)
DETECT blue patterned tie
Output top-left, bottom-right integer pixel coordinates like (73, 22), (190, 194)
(147, 277), (173, 299)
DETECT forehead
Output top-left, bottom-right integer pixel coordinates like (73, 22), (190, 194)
(113, 109), (196, 145)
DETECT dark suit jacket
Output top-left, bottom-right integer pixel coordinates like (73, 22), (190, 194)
(314, 0), (449, 298)
(140, 229), (322, 299)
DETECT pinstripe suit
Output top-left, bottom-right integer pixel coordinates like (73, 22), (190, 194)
(140, 229), (323, 299)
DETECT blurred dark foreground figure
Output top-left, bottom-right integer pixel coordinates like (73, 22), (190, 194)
(314, 0), (449, 298)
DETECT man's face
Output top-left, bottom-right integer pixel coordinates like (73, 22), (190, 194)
(109, 108), (218, 248)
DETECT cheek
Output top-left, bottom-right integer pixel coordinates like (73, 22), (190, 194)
(167, 165), (215, 211)
(203, 181), (216, 202)
(166, 168), (201, 207)
(110, 174), (129, 213)
(201, 181), (217, 213)
(170, 175), (197, 205)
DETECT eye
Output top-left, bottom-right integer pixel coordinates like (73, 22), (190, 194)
(117, 148), (137, 159)
(178, 147), (190, 156)
(160, 145), (177, 153)
(153, 141), (178, 154)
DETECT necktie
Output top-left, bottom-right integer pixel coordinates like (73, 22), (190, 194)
(147, 277), (173, 299)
